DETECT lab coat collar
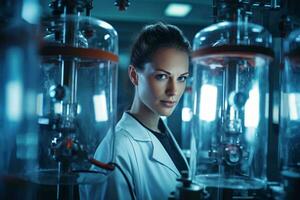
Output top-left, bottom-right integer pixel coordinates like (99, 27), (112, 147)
(149, 132), (181, 176)
(117, 112), (187, 176)
(117, 112), (152, 142)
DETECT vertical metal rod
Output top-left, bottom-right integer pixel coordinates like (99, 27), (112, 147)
(56, 7), (79, 200)
(61, 10), (79, 104)
(56, 162), (61, 200)
(70, 61), (78, 104)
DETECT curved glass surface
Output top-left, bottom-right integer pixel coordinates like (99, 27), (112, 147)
(190, 21), (272, 190)
(193, 21), (272, 48)
(42, 15), (118, 53)
(29, 15), (118, 185)
(280, 28), (300, 179)
(0, 0), (39, 194)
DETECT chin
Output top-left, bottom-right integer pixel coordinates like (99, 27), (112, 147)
(157, 109), (174, 117)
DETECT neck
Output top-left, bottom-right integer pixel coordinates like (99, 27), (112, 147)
(129, 95), (160, 132)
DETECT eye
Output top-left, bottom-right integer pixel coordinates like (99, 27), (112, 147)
(154, 74), (168, 81)
(177, 76), (188, 82)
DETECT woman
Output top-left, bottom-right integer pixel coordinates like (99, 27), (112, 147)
(83, 22), (191, 200)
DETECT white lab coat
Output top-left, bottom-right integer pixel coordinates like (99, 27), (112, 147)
(80, 112), (189, 200)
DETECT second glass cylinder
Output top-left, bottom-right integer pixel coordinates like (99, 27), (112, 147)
(190, 21), (273, 190)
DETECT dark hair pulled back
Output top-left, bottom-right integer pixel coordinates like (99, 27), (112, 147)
(130, 22), (191, 70)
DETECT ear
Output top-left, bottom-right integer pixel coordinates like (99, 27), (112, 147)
(128, 65), (139, 86)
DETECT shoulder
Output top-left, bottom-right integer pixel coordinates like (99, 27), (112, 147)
(94, 127), (136, 155)
(115, 112), (152, 142)
(114, 128), (137, 153)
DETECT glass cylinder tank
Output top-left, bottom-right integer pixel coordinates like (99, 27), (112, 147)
(33, 15), (118, 185)
(0, 0), (40, 197)
(280, 28), (300, 198)
(190, 21), (273, 190)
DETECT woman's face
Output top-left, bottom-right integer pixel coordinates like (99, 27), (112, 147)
(136, 47), (189, 116)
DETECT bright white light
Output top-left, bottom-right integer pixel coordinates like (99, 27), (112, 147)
(273, 104), (279, 124)
(6, 81), (23, 122)
(199, 84), (217, 122)
(5, 47), (23, 122)
(245, 127), (256, 143)
(289, 93), (299, 120)
(54, 103), (62, 114)
(255, 56), (266, 67)
(218, 21), (230, 27)
(36, 93), (43, 116)
(22, 0), (40, 24)
(38, 117), (49, 125)
(209, 63), (223, 69)
(77, 104), (82, 114)
(244, 86), (260, 127)
(255, 37), (263, 43)
(165, 3), (192, 17)
(104, 34), (110, 40)
(193, 94), (197, 114)
(194, 32), (201, 40)
(93, 92), (108, 122)
(252, 27), (263, 33)
(182, 107), (193, 122)
(200, 36), (206, 41)
(98, 20), (115, 31)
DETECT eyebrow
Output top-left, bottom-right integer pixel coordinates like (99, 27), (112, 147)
(155, 69), (189, 76)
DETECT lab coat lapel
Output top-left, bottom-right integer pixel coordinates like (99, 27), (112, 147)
(150, 133), (180, 176)
(118, 113), (183, 176)
(117, 113), (151, 142)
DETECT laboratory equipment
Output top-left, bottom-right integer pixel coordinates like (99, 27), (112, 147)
(280, 27), (300, 199)
(0, 0), (40, 198)
(36, 0), (118, 187)
(190, 0), (274, 199)
(169, 171), (208, 200)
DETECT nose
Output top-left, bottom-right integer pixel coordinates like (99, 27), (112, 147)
(166, 78), (177, 96)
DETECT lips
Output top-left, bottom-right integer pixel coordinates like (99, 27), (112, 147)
(160, 100), (176, 108)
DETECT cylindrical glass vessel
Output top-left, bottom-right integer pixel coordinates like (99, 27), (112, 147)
(0, 0), (40, 198)
(280, 28), (300, 199)
(190, 21), (273, 190)
(33, 15), (118, 185)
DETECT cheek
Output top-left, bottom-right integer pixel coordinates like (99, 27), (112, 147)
(147, 78), (165, 96)
(178, 83), (186, 97)
(139, 78), (162, 100)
